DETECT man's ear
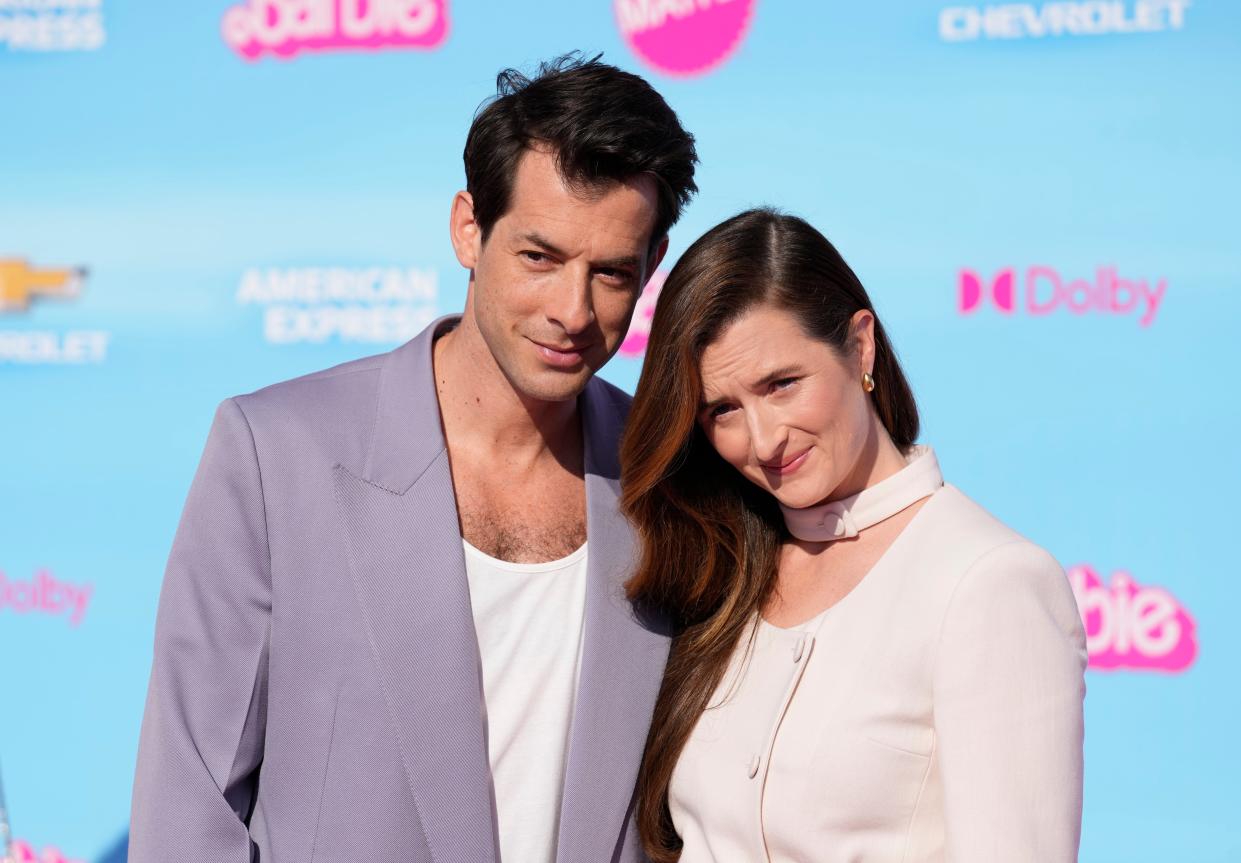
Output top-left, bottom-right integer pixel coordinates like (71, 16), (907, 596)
(449, 191), (483, 270)
(644, 235), (670, 285)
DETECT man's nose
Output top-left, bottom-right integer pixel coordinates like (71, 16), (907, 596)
(545, 266), (596, 335)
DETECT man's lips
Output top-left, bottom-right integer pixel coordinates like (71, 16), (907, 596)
(530, 337), (590, 368)
(760, 448), (810, 476)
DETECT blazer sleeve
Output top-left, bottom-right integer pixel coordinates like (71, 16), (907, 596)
(129, 398), (272, 862)
(933, 539), (1087, 863)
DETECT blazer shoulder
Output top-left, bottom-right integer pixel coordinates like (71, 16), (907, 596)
(590, 374), (634, 417)
(230, 349), (388, 429)
(929, 483), (1039, 550)
(918, 484), (1068, 604)
(927, 489), (1085, 681)
(216, 349), (402, 484)
(239, 349), (386, 404)
(913, 484), (1061, 584)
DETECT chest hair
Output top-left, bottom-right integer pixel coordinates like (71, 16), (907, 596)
(455, 468), (587, 563)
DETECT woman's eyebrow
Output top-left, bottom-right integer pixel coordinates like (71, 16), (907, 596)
(698, 365), (801, 411)
(750, 365), (801, 389)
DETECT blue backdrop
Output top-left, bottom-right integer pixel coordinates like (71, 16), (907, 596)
(2, 1), (1238, 860)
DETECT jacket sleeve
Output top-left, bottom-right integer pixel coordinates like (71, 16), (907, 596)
(129, 398), (272, 862)
(933, 539), (1087, 862)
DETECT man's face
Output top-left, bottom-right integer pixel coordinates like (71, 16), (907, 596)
(458, 146), (664, 403)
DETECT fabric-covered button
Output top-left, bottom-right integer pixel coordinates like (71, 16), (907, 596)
(793, 636), (807, 663)
(747, 754), (760, 779)
(814, 505), (858, 540)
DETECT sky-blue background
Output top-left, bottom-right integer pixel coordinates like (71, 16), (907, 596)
(2, 1), (1239, 860)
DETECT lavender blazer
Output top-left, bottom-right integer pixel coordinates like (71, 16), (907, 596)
(129, 316), (670, 862)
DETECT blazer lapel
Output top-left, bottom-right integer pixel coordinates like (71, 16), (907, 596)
(556, 378), (673, 862)
(332, 316), (497, 863)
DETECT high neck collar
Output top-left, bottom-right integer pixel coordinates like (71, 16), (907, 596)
(779, 445), (943, 543)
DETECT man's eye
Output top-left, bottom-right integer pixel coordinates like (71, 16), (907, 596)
(522, 251), (550, 264)
(772, 377), (799, 391)
(597, 268), (632, 282)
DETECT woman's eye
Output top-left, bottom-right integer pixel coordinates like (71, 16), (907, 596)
(709, 404), (734, 419)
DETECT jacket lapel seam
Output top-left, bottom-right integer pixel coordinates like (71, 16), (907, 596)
(342, 442), (449, 498)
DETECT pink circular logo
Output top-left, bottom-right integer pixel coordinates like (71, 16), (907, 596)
(615, 0), (757, 77)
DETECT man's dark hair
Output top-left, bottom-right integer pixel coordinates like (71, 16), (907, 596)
(464, 52), (698, 254)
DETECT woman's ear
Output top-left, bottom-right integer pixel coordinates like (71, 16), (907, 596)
(851, 308), (877, 375)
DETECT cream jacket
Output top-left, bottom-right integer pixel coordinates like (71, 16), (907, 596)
(668, 484), (1087, 863)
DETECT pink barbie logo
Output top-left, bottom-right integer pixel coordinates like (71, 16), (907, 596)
(9, 840), (84, 863)
(958, 265), (1166, 327)
(0, 569), (92, 627)
(615, 0), (757, 77)
(222, 0), (448, 61)
(1068, 564), (1197, 673)
(619, 269), (668, 357)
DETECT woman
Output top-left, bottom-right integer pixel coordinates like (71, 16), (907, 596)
(621, 209), (1086, 863)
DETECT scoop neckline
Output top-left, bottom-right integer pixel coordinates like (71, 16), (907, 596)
(757, 486), (945, 632)
(759, 605), (831, 634)
(461, 538), (588, 573)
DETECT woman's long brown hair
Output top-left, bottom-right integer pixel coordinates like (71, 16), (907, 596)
(621, 208), (920, 861)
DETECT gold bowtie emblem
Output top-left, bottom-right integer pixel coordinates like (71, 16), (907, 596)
(0, 259), (87, 313)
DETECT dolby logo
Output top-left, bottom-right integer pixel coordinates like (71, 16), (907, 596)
(957, 265), (1166, 327)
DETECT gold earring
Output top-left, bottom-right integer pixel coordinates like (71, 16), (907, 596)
(862, 372), (875, 393)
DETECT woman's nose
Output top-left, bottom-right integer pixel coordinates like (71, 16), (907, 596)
(747, 408), (788, 464)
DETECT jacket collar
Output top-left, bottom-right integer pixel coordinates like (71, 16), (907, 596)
(360, 314), (457, 495)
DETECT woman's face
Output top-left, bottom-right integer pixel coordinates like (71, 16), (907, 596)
(697, 302), (879, 509)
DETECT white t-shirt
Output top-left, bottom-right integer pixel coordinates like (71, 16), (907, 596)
(463, 539), (589, 863)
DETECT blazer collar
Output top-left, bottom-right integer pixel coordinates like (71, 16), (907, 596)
(361, 314), (457, 494)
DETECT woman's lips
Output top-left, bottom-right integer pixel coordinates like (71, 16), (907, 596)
(761, 448), (810, 476)
(531, 338), (587, 368)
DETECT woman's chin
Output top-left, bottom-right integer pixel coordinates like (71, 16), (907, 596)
(765, 485), (825, 512)
(741, 467), (828, 510)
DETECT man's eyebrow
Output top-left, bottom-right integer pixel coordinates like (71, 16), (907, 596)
(593, 254), (642, 272)
(519, 232), (566, 257)
(518, 232), (640, 271)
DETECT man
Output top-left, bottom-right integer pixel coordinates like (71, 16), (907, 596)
(129, 55), (697, 862)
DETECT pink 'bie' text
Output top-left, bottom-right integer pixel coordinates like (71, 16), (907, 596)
(221, 0), (448, 61)
(1068, 564), (1197, 673)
